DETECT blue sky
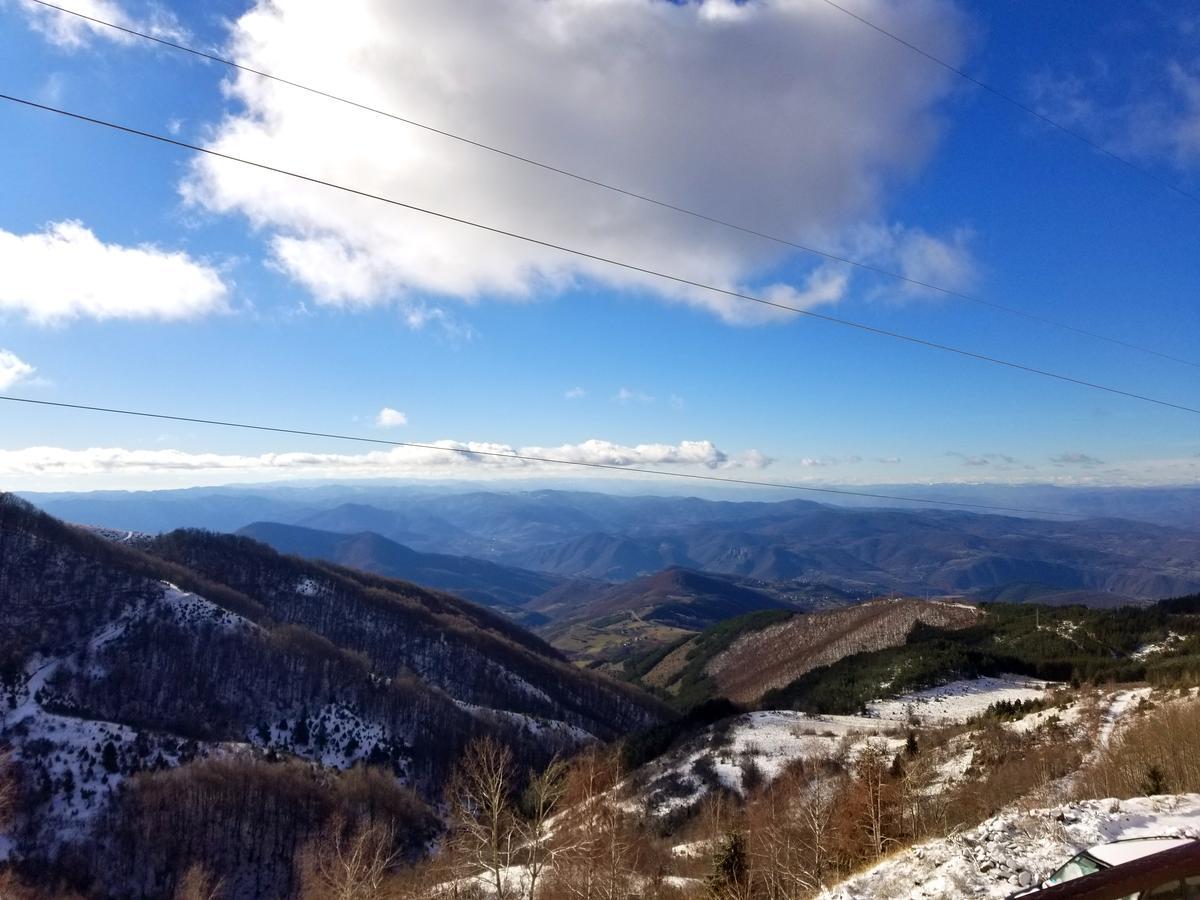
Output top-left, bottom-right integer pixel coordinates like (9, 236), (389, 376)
(0, 0), (1198, 492)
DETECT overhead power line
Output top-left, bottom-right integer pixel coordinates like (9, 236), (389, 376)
(3, 91), (1199, 418)
(0, 394), (1082, 519)
(19, 0), (1200, 371)
(818, 0), (1200, 210)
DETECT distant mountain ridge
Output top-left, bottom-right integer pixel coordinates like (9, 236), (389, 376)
(25, 482), (1200, 531)
(236, 523), (860, 669)
(237, 520), (567, 624)
(537, 566), (796, 631)
(23, 486), (1200, 605)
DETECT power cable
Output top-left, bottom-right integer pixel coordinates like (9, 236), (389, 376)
(0, 393), (1086, 519)
(2, 92), (1197, 417)
(17, 0), (1200, 370)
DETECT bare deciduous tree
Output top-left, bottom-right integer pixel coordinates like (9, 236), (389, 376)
(174, 864), (224, 900)
(300, 817), (401, 900)
(448, 737), (521, 900)
(547, 749), (638, 900)
(853, 741), (898, 860)
(520, 756), (568, 900)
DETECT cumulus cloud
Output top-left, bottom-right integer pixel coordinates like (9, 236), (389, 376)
(0, 350), (34, 390)
(0, 221), (228, 324)
(17, 0), (184, 48)
(182, 0), (968, 323)
(373, 407), (407, 428)
(564, 387), (586, 400)
(0, 437), (768, 479)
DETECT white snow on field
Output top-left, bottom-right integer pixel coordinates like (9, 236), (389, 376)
(867, 675), (1055, 725)
(726, 710), (904, 780)
(295, 576), (322, 597)
(162, 583), (256, 631)
(670, 838), (713, 858)
(820, 794), (1200, 900)
(260, 703), (391, 769)
(1008, 700), (1082, 734)
(1095, 687), (1153, 750)
(453, 701), (595, 744)
(1133, 633), (1185, 660)
(3, 636), (194, 843)
(634, 710), (906, 817)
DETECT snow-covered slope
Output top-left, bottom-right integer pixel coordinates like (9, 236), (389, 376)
(819, 795), (1200, 899)
(867, 675), (1054, 724)
(632, 675), (1063, 818)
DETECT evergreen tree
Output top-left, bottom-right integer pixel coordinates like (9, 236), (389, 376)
(1143, 765), (1169, 795)
(707, 830), (749, 899)
(101, 741), (120, 774)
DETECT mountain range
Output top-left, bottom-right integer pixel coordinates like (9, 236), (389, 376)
(236, 520), (568, 625)
(0, 494), (662, 895)
(24, 487), (1200, 609)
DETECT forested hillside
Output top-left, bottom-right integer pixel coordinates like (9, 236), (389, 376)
(0, 494), (663, 897)
(625, 595), (1200, 713)
(761, 598), (1200, 714)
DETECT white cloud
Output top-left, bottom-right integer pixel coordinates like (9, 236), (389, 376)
(183, 0), (968, 323)
(614, 387), (654, 405)
(0, 437), (767, 479)
(799, 457), (838, 467)
(0, 221), (229, 324)
(374, 407), (407, 428)
(1050, 452), (1104, 467)
(17, 0), (184, 48)
(847, 223), (976, 300)
(946, 451), (1018, 468)
(564, 387), (586, 399)
(1030, 60), (1200, 171)
(0, 350), (34, 390)
(759, 266), (852, 318)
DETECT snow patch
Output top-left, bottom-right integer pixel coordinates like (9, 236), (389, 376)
(819, 794), (1200, 899)
(868, 676), (1055, 725)
(161, 583), (256, 631)
(1133, 633), (1186, 660)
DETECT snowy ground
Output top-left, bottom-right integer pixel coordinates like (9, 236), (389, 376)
(453, 701), (596, 744)
(162, 583), (259, 631)
(2, 603), (198, 846)
(1133, 633), (1186, 660)
(867, 675), (1055, 725)
(633, 710), (907, 816)
(819, 794), (1200, 899)
(632, 676), (1066, 818)
(1094, 688), (1153, 750)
